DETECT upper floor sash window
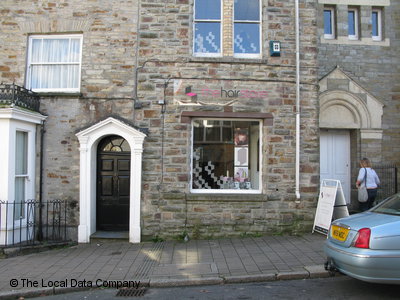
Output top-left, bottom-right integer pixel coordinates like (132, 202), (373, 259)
(193, 0), (222, 56)
(26, 35), (83, 93)
(372, 8), (382, 41)
(324, 7), (336, 39)
(233, 0), (261, 58)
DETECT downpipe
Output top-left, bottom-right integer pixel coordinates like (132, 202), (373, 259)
(295, 0), (301, 201)
(38, 120), (46, 241)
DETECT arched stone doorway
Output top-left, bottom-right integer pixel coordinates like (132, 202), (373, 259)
(319, 67), (384, 206)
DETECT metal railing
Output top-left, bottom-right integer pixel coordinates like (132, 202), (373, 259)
(0, 200), (68, 248)
(374, 164), (398, 203)
(0, 83), (40, 112)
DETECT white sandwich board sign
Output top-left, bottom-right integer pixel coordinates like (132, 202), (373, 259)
(312, 179), (349, 235)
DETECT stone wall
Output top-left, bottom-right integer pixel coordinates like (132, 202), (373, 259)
(0, 0), (140, 232)
(0, 0), (320, 240)
(135, 0), (319, 239)
(317, 1), (400, 206)
(317, 1), (400, 166)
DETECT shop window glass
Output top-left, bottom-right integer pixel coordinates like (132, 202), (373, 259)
(192, 119), (260, 192)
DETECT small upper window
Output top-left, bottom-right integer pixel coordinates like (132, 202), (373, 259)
(348, 8), (359, 40)
(26, 34), (83, 93)
(233, 0), (261, 58)
(324, 7), (335, 39)
(193, 0), (222, 57)
(372, 8), (382, 41)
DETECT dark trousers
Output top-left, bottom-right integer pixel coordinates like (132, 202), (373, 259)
(359, 188), (378, 212)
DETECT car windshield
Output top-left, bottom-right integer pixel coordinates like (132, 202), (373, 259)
(371, 194), (400, 216)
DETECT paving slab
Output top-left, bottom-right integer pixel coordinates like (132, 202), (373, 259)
(0, 234), (329, 299)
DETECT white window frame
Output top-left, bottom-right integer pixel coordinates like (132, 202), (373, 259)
(348, 7), (359, 40)
(193, 0), (223, 57)
(233, 0), (262, 59)
(14, 130), (29, 221)
(26, 34), (83, 93)
(323, 7), (336, 40)
(372, 8), (382, 41)
(190, 118), (262, 194)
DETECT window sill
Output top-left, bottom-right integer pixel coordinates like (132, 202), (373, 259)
(35, 92), (83, 98)
(189, 57), (268, 65)
(187, 193), (265, 202)
(319, 0), (389, 5)
(320, 36), (390, 46)
(323, 35), (335, 40)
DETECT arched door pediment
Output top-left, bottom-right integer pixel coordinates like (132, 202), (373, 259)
(319, 91), (369, 129)
(319, 67), (384, 138)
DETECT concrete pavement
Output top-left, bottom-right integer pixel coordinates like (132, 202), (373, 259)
(0, 234), (329, 299)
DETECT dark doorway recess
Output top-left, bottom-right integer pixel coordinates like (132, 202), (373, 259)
(97, 135), (131, 231)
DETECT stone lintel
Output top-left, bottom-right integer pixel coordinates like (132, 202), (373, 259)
(360, 129), (383, 140)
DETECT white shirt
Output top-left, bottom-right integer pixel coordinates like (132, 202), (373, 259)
(357, 167), (380, 189)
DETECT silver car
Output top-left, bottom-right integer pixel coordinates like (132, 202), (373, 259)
(324, 193), (400, 284)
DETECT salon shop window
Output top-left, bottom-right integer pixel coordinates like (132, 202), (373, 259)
(191, 119), (261, 193)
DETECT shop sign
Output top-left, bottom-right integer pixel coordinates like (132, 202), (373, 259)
(173, 79), (268, 106)
(313, 179), (349, 235)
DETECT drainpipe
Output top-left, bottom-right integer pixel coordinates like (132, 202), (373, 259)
(133, 0), (142, 111)
(295, 0), (301, 201)
(38, 120), (45, 241)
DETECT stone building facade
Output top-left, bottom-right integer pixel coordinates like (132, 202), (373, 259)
(316, 0), (400, 210)
(0, 0), (397, 243)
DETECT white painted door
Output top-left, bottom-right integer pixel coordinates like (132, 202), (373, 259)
(320, 130), (351, 204)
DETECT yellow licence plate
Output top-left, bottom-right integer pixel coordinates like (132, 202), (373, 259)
(331, 225), (349, 242)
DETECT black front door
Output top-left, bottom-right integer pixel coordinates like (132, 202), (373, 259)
(97, 136), (131, 231)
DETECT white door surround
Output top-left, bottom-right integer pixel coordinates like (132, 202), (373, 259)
(76, 117), (146, 243)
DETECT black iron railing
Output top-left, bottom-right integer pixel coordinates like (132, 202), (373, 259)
(374, 164), (398, 203)
(0, 83), (40, 112)
(0, 200), (68, 248)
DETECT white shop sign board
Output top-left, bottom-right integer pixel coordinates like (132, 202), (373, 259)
(313, 179), (349, 235)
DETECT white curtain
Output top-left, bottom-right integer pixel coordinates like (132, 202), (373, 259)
(30, 37), (81, 90)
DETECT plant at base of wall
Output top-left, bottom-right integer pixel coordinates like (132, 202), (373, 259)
(151, 235), (164, 243)
(175, 230), (190, 242)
